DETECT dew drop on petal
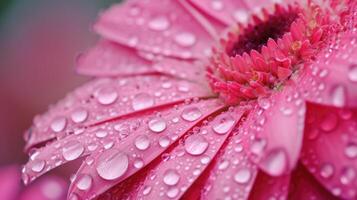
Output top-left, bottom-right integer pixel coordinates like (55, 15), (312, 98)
(134, 135), (151, 150)
(348, 64), (357, 82)
(96, 149), (129, 180)
(132, 93), (154, 111)
(133, 158), (144, 169)
(31, 159), (45, 172)
(95, 130), (108, 138)
(163, 169), (180, 186)
(159, 136), (170, 148)
(166, 187), (179, 198)
(184, 135), (209, 156)
(148, 117), (166, 133)
(174, 32), (196, 47)
(181, 106), (202, 122)
(148, 16), (170, 31)
(345, 142), (357, 159)
(62, 141), (84, 161)
(320, 163), (334, 179)
(96, 87), (118, 105)
(212, 115), (235, 135)
(319, 113), (338, 132)
(76, 174), (93, 191)
(330, 85), (346, 107)
(260, 149), (287, 176)
(234, 168), (252, 184)
(50, 117), (67, 133)
(142, 186), (152, 195)
(71, 108), (88, 123)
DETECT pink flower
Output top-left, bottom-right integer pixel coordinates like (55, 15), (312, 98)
(22, 0), (357, 199)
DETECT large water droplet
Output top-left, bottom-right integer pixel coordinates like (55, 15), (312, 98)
(134, 135), (151, 150)
(96, 87), (118, 105)
(95, 130), (108, 138)
(212, 115), (235, 135)
(148, 16), (170, 31)
(76, 174), (93, 191)
(330, 85), (346, 107)
(132, 93), (154, 111)
(96, 150), (129, 180)
(181, 106), (202, 122)
(62, 141), (84, 161)
(148, 117), (166, 133)
(163, 169), (180, 186)
(234, 168), (252, 184)
(31, 159), (45, 172)
(184, 135), (209, 156)
(260, 149), (287, 176)
(345, 142), (357, 159)
(71, 108), (88, 123)
(174, 32), (196, 47)
(348, 64), (357, 82)
(50, 117), (67, 133)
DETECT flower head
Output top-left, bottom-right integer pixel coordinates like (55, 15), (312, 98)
(22, 0), (357, 199)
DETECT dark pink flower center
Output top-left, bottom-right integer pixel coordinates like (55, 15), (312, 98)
(207, 3), (331, 105)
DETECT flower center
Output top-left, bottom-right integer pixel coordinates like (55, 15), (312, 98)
(207, 3), (330, 105)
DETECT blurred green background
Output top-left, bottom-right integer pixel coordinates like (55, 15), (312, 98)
(0, 0), (121, 166)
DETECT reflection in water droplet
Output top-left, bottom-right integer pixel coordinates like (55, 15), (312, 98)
(234, 168), (252, 184)
(62, 141), (84, 161)
(96, 150), (129, 180)
(148, 117), (166, 133)
(31, 159), (45, 172)
(96, 87), (118, 105)
(212, 115), (235, 135)
(181, 106), (202, 122)
(132, 93), (154, 111)
(76, 174), (93, 191)
(184, 135), (209, 156)
(134, 135), (151, 150)
(260, 149), (287, 176)
(163, 169), (180, 186)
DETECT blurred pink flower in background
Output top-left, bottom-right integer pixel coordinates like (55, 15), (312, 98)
(5, 0), (357, 199)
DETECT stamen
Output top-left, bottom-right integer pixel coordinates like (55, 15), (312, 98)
(207, 2), (331, 105)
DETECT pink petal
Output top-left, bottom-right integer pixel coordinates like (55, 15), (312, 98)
(288, 163), (338, 200)
(198, 120), (258, 200)
(95, 0), (215, 59)
(299, 31), (357, 108)
(20, 176), (67, 200)
(301, 103), (357, 199)
(245, 86), (306, 176)
(66, 99), (224, 199)
(76, 40), (154, 77)
(249, 171), (290, 199)
(25, 75), (212, 150)
(0, 166), (21, 200)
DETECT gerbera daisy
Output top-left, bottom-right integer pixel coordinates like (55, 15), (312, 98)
(22, 0), (357, 199)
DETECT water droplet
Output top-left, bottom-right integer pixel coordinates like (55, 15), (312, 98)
(345, 142), (357, 159)
(31, 159), (45, 172)
(212, 115), (235, 135)
(95, 130), (108, 138)
(133, 158), (144, 169)
(166, 187), (179, 198)
(50, 117), (67, 133)
(181, 106), (202, 122)
(96, 149), (129, 180)
(76, 174), (92, 191)
(250, 138), (266, 156)
(148, 16), (170, 31)
(159, 136), (170, 148)
(233, 9), (248, 23)
(148, 117), (166, 133)
(132, 93), (154, 111)
(62, 141), (84, 161)
(163, 169), (180, 186)
(211, 0), (224, 10)
(260, 149), (287, 176)
(184, 135), (209, 156)
(234, 168), (252, 184)
(330, 85), (346, 107)
(340, 167), (355, 185)
(134, 135), (151, 150)
(174, 32), (196, 47)
(71, 108), (88, 123)
(142, 186), (152, 195)
(320, 163), (334, 179)
(348, 64), (357, 82)
(320, 113), (338, 132)
(96, 87), (118, 105)
(218, 160), (230, 170)
(258, 98), (271, 110)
